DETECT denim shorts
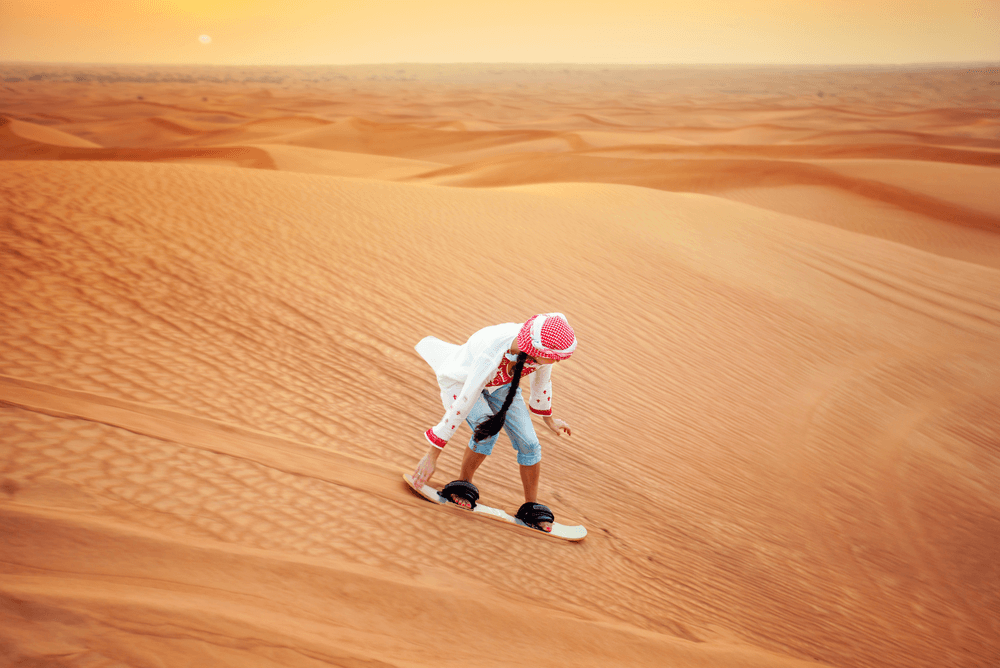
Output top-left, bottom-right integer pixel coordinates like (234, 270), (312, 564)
(466, 383), (541, 466)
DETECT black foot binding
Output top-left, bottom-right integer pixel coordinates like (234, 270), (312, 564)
(440, 480), (479, 510)
(516, 502), (554, 531)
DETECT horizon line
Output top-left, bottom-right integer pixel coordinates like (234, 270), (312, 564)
(4, 60), (1000, 69)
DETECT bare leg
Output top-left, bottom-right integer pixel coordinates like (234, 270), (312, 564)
(460, 445), (488, 482)
(519, 462), (541, 502)
(519, 462), (552, 532)
(449, 446), (487, 508)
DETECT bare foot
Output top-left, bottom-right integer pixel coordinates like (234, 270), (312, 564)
(449, 494), (472, 509)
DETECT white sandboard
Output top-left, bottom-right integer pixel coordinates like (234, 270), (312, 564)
(403, 474), (587, 542)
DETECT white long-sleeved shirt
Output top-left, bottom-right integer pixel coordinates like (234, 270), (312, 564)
(416, 323), (554, 449)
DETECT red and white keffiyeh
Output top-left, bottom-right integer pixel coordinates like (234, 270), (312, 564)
(517, 313), (577, 361)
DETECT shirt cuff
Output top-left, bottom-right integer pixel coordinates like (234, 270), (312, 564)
(425, 428), (448, 449)
(529, 406), (552, 416)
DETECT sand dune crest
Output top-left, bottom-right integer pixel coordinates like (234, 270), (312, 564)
(1, 115), (102, 148)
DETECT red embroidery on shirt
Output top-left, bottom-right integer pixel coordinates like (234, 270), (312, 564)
(486, 357), (539, 387)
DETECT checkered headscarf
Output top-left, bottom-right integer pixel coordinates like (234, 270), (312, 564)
(517, 313), (577, 361)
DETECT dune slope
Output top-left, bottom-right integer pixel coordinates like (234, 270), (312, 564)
(1, 65), (998, 668)
(2, 157), (998, 668)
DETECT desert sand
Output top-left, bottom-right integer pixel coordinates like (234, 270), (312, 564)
(1, 63), (998, 668)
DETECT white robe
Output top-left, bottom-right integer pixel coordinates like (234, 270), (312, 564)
(416, 323), (553, 448)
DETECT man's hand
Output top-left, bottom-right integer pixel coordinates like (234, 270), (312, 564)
(411, 446), (441, 489)
(543, 416), (572, 437)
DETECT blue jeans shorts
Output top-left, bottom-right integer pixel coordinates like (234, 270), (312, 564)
(467, 383), (541, 466)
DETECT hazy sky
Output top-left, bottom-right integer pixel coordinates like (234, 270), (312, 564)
(2, 0), (998, 65)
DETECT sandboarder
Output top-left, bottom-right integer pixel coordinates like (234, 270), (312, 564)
(410, 313), (576, 532)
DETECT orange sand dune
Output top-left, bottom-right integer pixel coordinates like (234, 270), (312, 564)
(183, 115), (335, 147)
(248, 117), (590, 162)
(718, 184), (1000, 269)
(70, 116), (215, 148)
(0, 116), (275, 168)
(254, 144), (446, 178)
(810, 159), (1000, 219)
(792, 128), (1000, 149)
(584, 141), (1000, 167)
(1, 64), (999, 668)
(411, 153), (1000, 234)
(0, 115), (102, 148)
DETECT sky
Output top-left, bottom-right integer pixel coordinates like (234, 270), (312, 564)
(1, 0), (998, 65)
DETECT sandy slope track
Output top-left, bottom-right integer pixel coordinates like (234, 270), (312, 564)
(2, 503), (828, 668)
(0, 375), (396, 501)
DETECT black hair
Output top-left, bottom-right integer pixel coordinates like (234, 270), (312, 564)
(473, 351), (528, 442)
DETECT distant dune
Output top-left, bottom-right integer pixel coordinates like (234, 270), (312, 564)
(1, 64), (998, 668)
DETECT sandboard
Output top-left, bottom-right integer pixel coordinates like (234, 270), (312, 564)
(403, 473), (587, 542)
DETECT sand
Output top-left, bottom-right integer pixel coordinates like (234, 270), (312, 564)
(1, 63), (998, 668)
